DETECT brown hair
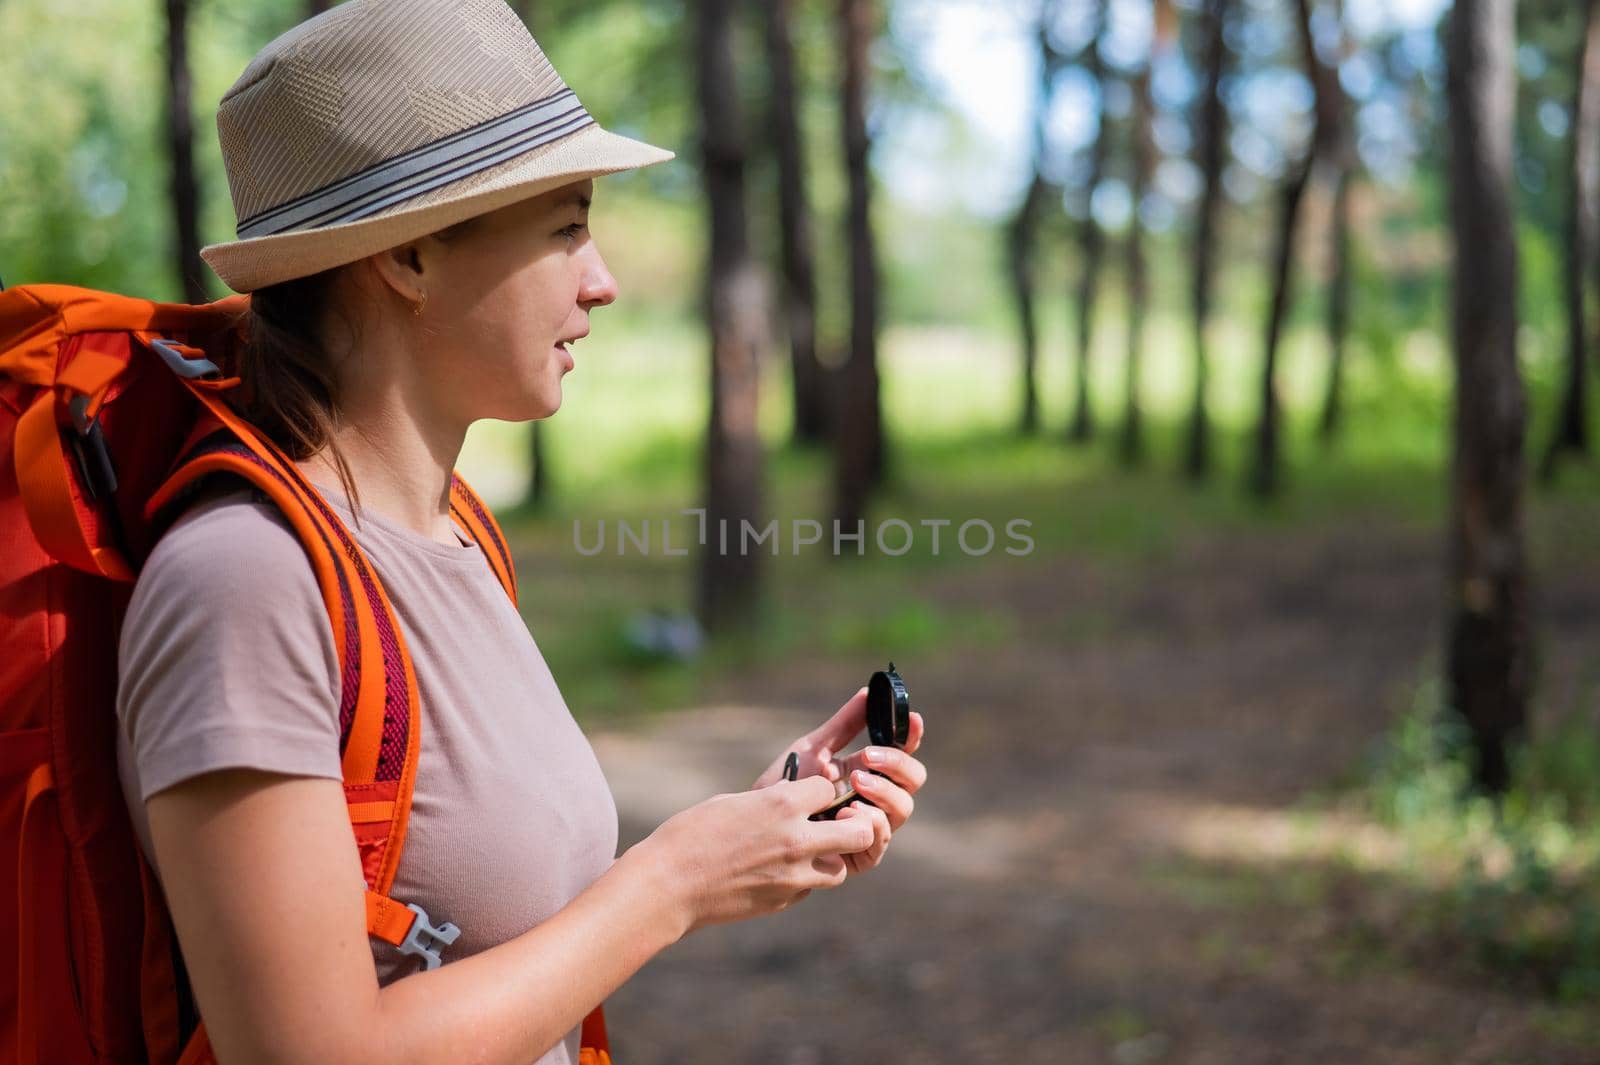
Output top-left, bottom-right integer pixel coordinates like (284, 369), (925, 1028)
(238, 266), (365, 513)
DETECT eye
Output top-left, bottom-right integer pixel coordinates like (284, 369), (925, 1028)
(560, 221), (587, 241)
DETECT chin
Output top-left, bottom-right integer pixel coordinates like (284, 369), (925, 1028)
(477, 373), (561, 422)
(516, 389), (562, 423)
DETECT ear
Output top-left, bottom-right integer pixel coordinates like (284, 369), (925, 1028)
(363, 239), (430, 305)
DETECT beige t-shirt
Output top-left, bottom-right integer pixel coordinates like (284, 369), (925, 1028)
(115, 485), (618, 1065)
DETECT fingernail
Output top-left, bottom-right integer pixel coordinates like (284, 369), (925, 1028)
(864, 748), (886, 765)
(853, 769), (876, 789)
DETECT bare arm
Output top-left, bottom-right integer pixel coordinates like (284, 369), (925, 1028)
(149, 768), (867, 1065)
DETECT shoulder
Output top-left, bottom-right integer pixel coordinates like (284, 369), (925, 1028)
(126, 481), (333, 653)
(139, 482), (313, 592)
(118, 481), (345, 801)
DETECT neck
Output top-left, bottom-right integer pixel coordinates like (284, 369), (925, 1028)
(300, 420), (464, 546)
(297, 343), (467, 547)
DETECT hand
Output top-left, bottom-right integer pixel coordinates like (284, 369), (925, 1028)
(752, 687), (927, 874)
(638, 776), (879, 935)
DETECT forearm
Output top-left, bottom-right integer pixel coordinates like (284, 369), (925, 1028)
(372, 843), (687, 1065)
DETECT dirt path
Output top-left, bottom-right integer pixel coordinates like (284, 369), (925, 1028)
(588, 514), (1600, 1064)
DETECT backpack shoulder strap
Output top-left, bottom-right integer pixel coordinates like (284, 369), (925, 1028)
(448, 471), (517, 604)
(148, 379), (426, 925)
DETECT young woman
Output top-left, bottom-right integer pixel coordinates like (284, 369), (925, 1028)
(114, 2), (927, 1063)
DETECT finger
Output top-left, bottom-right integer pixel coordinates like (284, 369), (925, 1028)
(817, 746), (842, 783)
(841, 748), (927, 794)
(904, 711), (924, 755)
(851, 770), (914, 832)
(807, 813), (876, 856)
(806, 687), (869, 754)
(868, 801), (890, 838)
(851, 804), (890, 872)
(868, 804), (891, 859)
(810, 853), (849, 889)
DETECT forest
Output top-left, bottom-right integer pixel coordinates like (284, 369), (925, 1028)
(6, 0), (1600, 1059)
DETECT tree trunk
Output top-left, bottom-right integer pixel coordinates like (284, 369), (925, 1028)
(1008, 176), (1049, 437)
(1120, 37), (1157, 467)
(524, 422), (549, 507)
(765, 0), (829, 446)
(1318, 161), (1354, 444)
(1317, 0), (1357, 447)
(1249, 0), (1331, 498)
(1012, 1), (1062, 437)
(832, 0), (885, 533)
(696, 0), (767, 631)
(1248, 153), (1310, 498)
(163, 0), (205, 303)
(1068, 0), (1112, 444)
(1185, 0), (1231, 479)
(1541, 0), (1600, 479)
(1446, 0), (1530, 794)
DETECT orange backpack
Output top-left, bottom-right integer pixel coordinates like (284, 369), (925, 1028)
(0, 284), (611, 1064)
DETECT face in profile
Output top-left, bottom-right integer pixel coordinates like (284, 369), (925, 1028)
(406, 178), (619, 425)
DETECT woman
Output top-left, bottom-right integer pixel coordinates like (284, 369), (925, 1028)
(114, 2), (928, 1063)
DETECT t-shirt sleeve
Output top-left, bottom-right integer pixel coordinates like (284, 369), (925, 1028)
(117, 489), (344, 803)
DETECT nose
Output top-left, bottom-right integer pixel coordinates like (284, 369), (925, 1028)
(578, 242), (618, 309)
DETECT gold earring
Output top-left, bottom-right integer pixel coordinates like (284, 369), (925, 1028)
(412, 293), (426, 318)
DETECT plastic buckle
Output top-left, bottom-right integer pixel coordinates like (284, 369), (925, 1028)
(147, 336), (222, 380)
(66, 395), (118, 500)
(397, 903), (460, 971)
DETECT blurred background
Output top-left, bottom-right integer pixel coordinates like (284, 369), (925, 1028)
(7, 0), (1600, 1059)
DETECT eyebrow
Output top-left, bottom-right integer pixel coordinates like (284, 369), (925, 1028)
(560, 191), (592, 211)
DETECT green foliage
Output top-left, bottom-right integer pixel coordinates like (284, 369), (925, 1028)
(0, 0), (172, 295)
(1367, 695), (1600, 1001)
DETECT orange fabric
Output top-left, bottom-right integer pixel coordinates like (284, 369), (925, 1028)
(174, 1025), (213, 1065)
(448, 475), (517, 604)
(16, 762), (54, 1065)
(365, 889), (419, 947)
(17, 761), (90, 1064)
(346, 799), (397, 824)
(0, 284), (245, 388)
(371, 601), (423, 892)
(53, 346), (125, 403)
(137, 848), (182, 1065)
(582, 1004), (611, 1054)
(14, 388), (133, 581)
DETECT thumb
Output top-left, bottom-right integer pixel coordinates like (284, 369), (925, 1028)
(783, 774), (845, 816)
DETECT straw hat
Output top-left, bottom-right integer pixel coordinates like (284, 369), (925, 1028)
(199, 0), (674, 293)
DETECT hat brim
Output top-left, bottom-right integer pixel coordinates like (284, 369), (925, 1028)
(200, 123), (674, 293)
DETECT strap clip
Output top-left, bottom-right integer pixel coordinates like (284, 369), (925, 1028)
(66, 395), (118, 500)
(147, 336), (221, 380)
(397, 902), (460, 971)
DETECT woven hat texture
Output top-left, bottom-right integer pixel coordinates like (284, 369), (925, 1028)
(200, 0), (672, 292)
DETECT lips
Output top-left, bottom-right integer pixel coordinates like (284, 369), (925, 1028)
(555, 325), (586, 371)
